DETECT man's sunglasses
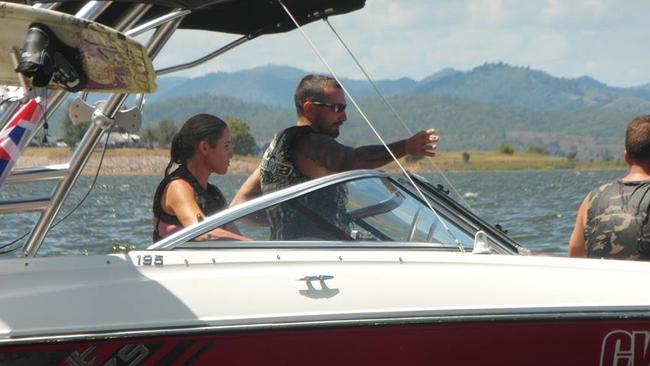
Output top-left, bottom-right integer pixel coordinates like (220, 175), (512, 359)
(312, 101), (347, 113)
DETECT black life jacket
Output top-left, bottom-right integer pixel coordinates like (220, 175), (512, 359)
(260, 125), (313, 194)
(152, 165), (226, 242)
(585, 179), (650, 260)
(260, 126), (350, 240)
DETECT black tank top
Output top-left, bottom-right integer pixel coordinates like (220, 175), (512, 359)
(260, 125), (313, 193)
(152, 165), (226, 242)
(585, 179), (650, 260)
(260, 126), (350, 240)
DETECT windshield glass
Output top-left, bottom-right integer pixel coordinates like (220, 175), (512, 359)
(212, 177), (473, 246)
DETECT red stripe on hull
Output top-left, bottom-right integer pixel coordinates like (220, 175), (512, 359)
(2, 319), (650, 365)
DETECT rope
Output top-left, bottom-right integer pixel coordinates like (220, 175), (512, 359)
(0, 129), (112, 254)
(323, 18), (473, 210)
(276, 1), (465, 252)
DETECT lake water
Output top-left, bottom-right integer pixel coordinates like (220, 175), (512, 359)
(0, 170), (625, 257)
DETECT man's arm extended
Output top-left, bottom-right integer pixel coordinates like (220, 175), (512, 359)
(295, 129), (439, 178)
(231, 166), (262, 207)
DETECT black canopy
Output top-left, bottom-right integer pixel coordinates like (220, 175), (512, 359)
(17, 0), (366, 35)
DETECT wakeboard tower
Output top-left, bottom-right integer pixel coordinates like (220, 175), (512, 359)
(6, 2), (647, 366)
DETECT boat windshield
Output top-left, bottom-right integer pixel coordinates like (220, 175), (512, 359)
(197, 176), (473, 246)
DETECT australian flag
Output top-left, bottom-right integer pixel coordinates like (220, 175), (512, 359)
(0, 98), (44, 186)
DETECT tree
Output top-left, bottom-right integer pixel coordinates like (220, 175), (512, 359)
(527, 145), (547, 155)
(566, 151), (578, 161)
(140, 127), (156, 149)
(154, 120), (177, 148)
(225, 116), (257, 155)
(497, 142), (514, 155)
(63, 119), (91, 148)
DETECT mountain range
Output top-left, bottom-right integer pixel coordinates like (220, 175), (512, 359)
(49, 62), (649, 159)
(149, 63), (650, 113)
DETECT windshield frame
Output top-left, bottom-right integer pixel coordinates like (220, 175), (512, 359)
(148, 170), (522, 253)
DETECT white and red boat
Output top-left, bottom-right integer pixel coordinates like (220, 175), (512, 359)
(0, 1), (649, 365)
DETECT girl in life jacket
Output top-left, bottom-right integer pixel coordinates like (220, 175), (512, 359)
(152, 114), (248, 242)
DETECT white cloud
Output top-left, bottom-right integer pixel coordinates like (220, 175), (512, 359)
(541, 0), (619, 26)
(466, 0), (505, 25)
(156, 0), (650, 87)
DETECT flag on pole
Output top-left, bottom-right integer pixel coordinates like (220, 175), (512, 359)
(0, 98), (45, 186)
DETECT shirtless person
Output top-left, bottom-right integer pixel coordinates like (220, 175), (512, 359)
(231, 74), (439, 239)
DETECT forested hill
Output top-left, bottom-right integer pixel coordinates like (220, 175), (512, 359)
(46, 62), (647, 159)
(413, 63), (650, 113)
(151, 63), (650, 113)
(148, 65), (418, 107)
(143, 93), (633, 159)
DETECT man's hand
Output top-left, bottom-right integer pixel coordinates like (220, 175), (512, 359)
(406, 129), (439, 157)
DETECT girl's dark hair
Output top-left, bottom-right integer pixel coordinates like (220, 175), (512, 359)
(165, 114), (228, 176)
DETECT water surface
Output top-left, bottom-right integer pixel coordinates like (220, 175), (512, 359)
(0, 170), (624, 257)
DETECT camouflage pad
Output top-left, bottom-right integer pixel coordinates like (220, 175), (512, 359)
(585, 180), (650, 260)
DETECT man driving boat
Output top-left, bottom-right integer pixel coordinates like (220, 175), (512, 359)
(231, 74), (439, 239)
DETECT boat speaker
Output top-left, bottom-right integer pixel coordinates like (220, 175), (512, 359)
(15, 23), (87, 92)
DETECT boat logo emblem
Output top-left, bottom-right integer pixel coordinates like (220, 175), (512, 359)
(297, 275), (340, 299)
(67, 343), (149, 366)
(601, 330), (650, 366)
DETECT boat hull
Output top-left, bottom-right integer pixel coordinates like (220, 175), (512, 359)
(1, 318), (649, 365)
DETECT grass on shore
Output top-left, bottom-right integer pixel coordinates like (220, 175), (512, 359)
(392, 151), (625, 171)
(21, 147), (625, 174)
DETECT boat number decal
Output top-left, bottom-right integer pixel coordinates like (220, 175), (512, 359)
(601, 330), (650, 366)
(136, 255), (164, 266)
(67, 344), (149, 366)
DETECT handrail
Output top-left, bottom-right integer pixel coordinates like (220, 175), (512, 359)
(0, 196), (51, 214)
(114, 3), (153, 32)
(156, 33), (256, 76)
(6, 164), (70, 184)
(125, 9), (191, 38)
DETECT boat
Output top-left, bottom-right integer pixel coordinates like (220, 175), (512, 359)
(1, 1), (650, 365)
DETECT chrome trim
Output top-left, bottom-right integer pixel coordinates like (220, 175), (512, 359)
(0, 196), (50, 214)
(6, 164), (69, 184)
(156, 34), (253, 76)
(2, 306), (650, 346)
(148, 170), (386, 250)
(33, 3), (61, 10)
(125, 9), (191, 38)
(177, 241), (456, 250)
(75, 1), (112, 20)
(0, 102), (23, 130)
(113, 3), (152, 32)
(144, 9), (184, 61)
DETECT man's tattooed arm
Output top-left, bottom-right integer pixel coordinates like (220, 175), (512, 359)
(298, 134), (408, 172)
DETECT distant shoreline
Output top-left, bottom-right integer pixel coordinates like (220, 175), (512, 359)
(16, 147), (625, 176)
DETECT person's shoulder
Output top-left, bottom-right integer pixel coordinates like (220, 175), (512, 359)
(166, 177), (194, 193)
(590, 180), (616, 195)
(297, 130), (339, 150)
(585, 180), (616, 208)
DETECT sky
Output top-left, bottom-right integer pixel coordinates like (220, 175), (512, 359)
(152, 0), (650, 88)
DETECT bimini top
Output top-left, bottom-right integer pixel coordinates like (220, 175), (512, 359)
(14, 0), (366, 35)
